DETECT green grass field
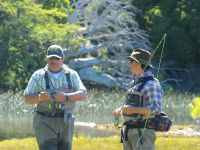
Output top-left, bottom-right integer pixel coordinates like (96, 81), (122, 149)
(0, 135), (200, 150)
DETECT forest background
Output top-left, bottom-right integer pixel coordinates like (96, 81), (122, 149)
(0, 0), (200, 92)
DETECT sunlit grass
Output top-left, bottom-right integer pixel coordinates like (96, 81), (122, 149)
(1, 135), (200, 150)
(156, 136), (200, 150)
(0, 137), (38, 150)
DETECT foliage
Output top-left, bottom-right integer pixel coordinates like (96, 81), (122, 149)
(1, 0), (200, 91)
(35, 0), (70, 9)
(63, 0), (153, 89)
(189, 97), (200, 119)
(0, 0), (85, 91)
(132, 0), (200, 67)
(131, 0), (200, 91)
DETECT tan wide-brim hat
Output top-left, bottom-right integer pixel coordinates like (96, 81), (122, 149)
(127, 48), (153, 68)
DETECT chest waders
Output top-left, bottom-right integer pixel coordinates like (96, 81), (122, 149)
(45, 70), (72, 109)
(35, 69), (72, 117)
(121, 76), (155, 145)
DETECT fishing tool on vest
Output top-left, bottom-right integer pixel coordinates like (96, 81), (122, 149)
(44, 70), (66, 110)
(44, 69), (73, 110)
(30, 75), (59, 109)
(47, 91), (58, 109)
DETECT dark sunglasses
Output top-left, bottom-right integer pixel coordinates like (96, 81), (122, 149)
(48, 57), (61, 60)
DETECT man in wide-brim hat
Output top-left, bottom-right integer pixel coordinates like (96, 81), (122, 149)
(113, 48), (163, 150)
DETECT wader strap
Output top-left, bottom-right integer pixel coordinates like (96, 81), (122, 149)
(124, 125), (129, 141)
(120, 125), (129, 143)
(137, 76), (155, 92)
(44, 70), (50, 89)
(44, 69), (72, 90)
(137, 128), (143, 144)
(120, 128), (124, 143)
(65, 73), (72, 89)
(120, 122), (130, 143)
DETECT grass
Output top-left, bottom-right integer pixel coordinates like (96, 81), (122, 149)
(0, 135), (200, 150)
(156, 136), (200, 150)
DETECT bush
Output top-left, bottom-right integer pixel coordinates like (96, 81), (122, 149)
(189, 97), (200, 122)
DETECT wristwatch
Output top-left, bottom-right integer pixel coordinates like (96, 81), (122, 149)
(65, 94), (70, 102)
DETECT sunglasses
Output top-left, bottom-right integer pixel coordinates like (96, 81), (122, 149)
(48, 57), (61, 60)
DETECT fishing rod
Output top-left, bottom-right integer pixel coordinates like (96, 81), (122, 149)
(31, 76), (63, 109)
(133, 34), (166, 150)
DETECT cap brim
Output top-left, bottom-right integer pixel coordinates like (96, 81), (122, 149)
(46, 55), (62, 59)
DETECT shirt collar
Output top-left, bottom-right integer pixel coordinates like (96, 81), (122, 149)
(134, 71), (154, 81)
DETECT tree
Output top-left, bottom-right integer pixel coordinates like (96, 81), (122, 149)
(133, 0), (200, 91)
(65, 0), (151, 89)
(189, 97), (200, 124)
(0, 0), (84, 91)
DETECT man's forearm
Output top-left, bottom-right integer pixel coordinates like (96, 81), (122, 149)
(24, 94), (42, 104)
(66, 90), (87, 102)
(122, 105), (153, 116)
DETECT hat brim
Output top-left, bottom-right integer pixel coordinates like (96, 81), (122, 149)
(127, 56), (139, 62)
(127, 56), (153, 68)
(46, 55), (62, 59)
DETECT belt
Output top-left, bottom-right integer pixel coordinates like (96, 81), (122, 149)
(124, 119), (155, 129)
(36, 110), (64, 117)
(121, 119), (155, 143)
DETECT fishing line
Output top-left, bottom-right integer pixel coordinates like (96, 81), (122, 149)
(156, 34), (166, 78)
(31, 76), (45, 91)
(132, 33), (166, 150)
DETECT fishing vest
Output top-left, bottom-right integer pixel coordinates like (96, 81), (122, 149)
(35, 68), (75, 114)
(123, 76), (155, 119)
(44, 70), (72, 90)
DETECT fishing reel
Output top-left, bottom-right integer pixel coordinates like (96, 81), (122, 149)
(48, 102), (65, 110)
(48, 91), (65, 110)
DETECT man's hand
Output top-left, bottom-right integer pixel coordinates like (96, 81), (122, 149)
(38, 91), (52, 102)
(53, 92), (66, 102)
(113, 107), (123, 118)
(38, 88), (71, 103)
(121, 105), (134, 114)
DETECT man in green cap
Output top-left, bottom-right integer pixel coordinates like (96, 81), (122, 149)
(24, 44), (87, 150)
(113, 48), (163, 150)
